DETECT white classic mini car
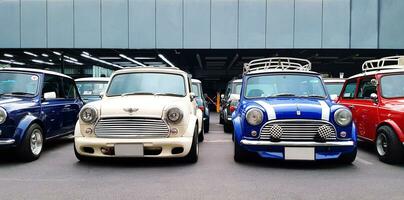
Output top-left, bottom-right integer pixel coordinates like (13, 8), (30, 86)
(74, 67), (204, 163)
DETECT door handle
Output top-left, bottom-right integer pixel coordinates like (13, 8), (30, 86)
(64, 105), (71, 108)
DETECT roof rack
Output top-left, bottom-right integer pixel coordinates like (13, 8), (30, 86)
(243, 57), (311, 74)
(362, 56), (404, 72)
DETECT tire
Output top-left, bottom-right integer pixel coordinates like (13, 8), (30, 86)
(376, 126), (404, 164)
(204, 117), (210, 133)
(184, 125), (199, 163)
(74, 142), (92, 162)
(198, 122), (205, 142)
(224, 121), (233, 133)
(234, 141), (251, 163)
(338, 147), (357, 164)
(219, 114), (224, 124)
(17, 123), (44, 162)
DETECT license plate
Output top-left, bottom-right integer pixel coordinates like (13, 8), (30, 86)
(284, 147), (315, 160)
(114, 144), (144, 157)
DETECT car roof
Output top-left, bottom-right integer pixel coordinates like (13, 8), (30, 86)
(0, 67), (72, 79)
(75, 77), (110, 82)
(191, 79), (201, 83)
(348, 68), (404, 79)
(230, 79), (242, 83)
(323, 78), (346, 83)
(246, 70), (320, 76)
(112, 66), (189, 77)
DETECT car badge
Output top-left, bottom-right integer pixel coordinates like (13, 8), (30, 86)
(123, 107), (139, 114)
(296, 110), (301, 116)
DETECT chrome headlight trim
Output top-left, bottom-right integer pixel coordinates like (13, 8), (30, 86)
(334, 108), (352, 127)
(246, 108), (263, 126)
(79, 107), (98, 124)
(0, 107), (7, 124)
(167, 107), (183, 123)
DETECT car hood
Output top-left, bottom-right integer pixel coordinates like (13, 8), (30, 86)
(250, 98), (332, 121)
(96, 95), (189, 118)
(0, 97), (37, 112)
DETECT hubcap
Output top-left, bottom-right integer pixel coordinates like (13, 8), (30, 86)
(30, 129), (43, 156)
(376, 133), (388, 156)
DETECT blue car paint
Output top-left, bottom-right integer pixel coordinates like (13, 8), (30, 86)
(233, 73), (357, 161)
(0, 72), (83, 149)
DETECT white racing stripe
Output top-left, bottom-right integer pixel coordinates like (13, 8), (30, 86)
(256, 100), (276, 120)
(318, 100), (330, 121)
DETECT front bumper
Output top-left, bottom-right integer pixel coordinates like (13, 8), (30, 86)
(75, 136), (193, 158)
(240, 139), (356, 160)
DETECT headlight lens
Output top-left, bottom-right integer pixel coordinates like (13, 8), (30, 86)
(0, 107), (7, 124)
(246, 108), (263, 126)
(167, 107), (183, 123)
(80, 107), (98, 123)
(334, 108), (352, 127)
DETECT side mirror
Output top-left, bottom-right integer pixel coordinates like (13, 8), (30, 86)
(44, 92), (57, 100)
(370, 93), (378, 103)
(99, 92), (105, 98)
(330, 94), (338, 102)
(190, 92), (196, 101)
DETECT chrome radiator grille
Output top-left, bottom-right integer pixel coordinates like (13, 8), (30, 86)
(95, 117), (169, 138)
(260, 120), (337, 141)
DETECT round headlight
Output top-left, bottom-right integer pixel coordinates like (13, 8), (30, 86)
(0, 107), (7, 124)
(167, 107), (183, 123)
(80, 107), (98, 123)
(246, 108), (263, 126)
(334, 108), (352, 127)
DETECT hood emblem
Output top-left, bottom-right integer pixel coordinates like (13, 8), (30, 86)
(123, 107), (139, 114)
(296, 104), (301, 116)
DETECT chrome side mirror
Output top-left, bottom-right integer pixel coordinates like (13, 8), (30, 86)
(44, 92), (57, 100)
(370, 93), (378, 103)
(190, 92), (196, 101)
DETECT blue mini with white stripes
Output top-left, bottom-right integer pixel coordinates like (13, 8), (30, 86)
(232, 57), (357, 163)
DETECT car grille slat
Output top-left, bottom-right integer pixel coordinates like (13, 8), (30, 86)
(95, 117), (169, 138)
(260, 120), (337, 142)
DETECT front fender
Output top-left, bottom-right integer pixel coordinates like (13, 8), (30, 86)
(196, 109), (203, 133)
(184, 116), (198, 137)
(378, 119), (404, 142)
(14, 114), (42, 145)
(232, 115), (243, 144)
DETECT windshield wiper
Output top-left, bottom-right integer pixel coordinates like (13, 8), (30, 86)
(154, 93), (184, 97)
(121, 92), (156, 97)
(2, 92), (34, 96)
(269, 93), (296, 97)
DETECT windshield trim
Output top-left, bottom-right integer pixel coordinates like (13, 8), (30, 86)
(105, 72), (187, 97)
(0, 71), (40, 97)
(380, 74), (404, 99)
(242, 73), (328, 100)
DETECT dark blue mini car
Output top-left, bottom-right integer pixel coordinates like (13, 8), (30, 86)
(0, 68), (83, 161)
(233, 57), (357, 164)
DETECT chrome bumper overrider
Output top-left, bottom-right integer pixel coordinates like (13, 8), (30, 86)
(0, 139), (15, 145)
(240, 139), (354, 147)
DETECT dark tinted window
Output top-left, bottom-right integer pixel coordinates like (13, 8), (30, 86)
(42, 75), (64, 98)
(63, 78), (78, 99)
(341, 80), (357, 99)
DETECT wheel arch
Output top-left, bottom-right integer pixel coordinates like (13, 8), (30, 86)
(15, 115), (45, 145)
(376, 120), (404, 142)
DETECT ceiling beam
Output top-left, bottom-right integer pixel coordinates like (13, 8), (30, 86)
(196, 54), (203, 70)
(227, 54), (239, 70)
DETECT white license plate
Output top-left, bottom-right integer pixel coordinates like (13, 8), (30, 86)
(115, 144), (144, 157)
(284, 147), (315, 160)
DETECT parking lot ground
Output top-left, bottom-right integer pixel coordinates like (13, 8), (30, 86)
(1, 113), (404, 200)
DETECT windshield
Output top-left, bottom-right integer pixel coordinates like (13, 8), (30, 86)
(0, 72), (39, 96)
(244, 74), (326, 98)
(232, 82), (242, 95)
(325, 83), (344, 96)
(107, 72), (186, 97)
(192, 83), (201, 97)
(76, 81), (108, 97)
(381, 74), (404, 98)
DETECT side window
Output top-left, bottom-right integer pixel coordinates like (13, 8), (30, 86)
(342, 80), (357, 99)
(42, 75), (64, 98)
(224, 84), (231, 99)
(63, 78), (77, 99)
(357, 78), (377, 99)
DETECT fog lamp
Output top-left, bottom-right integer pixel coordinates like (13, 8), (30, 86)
(251, 130), (258, 137)
(170, 128), (179, 135)
(340, 131), (347, 138)
(85, 128), (93, 135)
(101, 147), (114, 155)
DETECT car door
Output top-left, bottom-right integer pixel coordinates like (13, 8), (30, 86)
(41, 74), (65, 137)
(61, 78), (83, 134)
(352, 76), (379, 140)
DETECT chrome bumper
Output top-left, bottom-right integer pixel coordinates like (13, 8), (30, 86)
(0, 139), (15, 145)
(240, 139), (354, 147)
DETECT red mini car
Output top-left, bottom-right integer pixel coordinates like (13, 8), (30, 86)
(338, 56), (404, 164)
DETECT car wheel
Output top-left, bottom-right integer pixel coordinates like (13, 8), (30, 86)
(234, 141), (250, 163)
(184, 124), (199, 163)
(376, 126), (404, 164)
(337, 147), (357, 164)
(198, 122), (205, 142)
(224, 121), (233, 133)
(17, 123), (44, 162)
(204, 117), (210, 133)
